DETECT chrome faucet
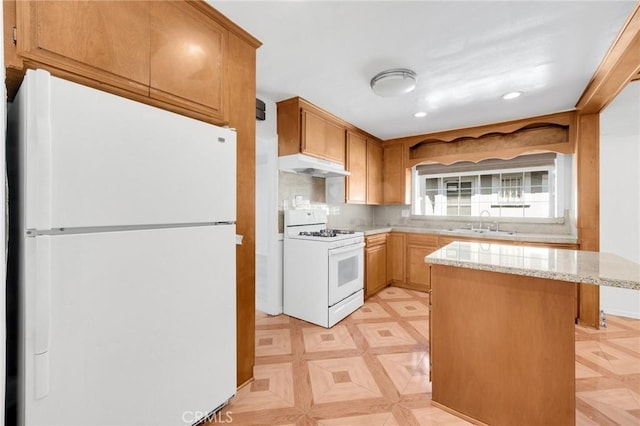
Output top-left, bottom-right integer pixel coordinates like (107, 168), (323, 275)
(479, 210), (491, 230)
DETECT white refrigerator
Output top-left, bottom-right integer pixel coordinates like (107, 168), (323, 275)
(7, 69), (237, 426)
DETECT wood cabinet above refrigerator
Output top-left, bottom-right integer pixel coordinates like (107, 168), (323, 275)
(3, 0), (260, 126)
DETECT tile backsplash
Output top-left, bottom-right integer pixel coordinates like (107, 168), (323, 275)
(278, 172), (326, 232)
(277, 173), (575, 236)
(278, 172), (375, 232)
(278, 171), (325, 208)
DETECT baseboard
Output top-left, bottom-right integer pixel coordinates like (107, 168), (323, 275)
(237, 377), (253, 391)
(603, 308), (640, 320)
(390, 281), (429, 293)
(430, 400), (489, 426)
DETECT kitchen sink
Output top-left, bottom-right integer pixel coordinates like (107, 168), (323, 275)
(445, 228), (515, 236)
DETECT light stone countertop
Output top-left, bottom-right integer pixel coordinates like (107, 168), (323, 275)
(346, 225), (577, 244)
(425, 241), (640, 290)
(352, 226), (393, 235)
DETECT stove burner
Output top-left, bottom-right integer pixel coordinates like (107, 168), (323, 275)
(298, 229), (356, 238)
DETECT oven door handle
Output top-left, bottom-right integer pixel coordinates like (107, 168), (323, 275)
(329, 242), (365, 256)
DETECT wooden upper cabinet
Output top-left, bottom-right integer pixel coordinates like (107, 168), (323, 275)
(5, 0), (261, 124)
(383, 142), (410, 205)
(301, 107), (345, 163)
(367, 139), (383, 205)
(150, 1), (227, 122)
(301, 109), (326, 158)
(324, 120), (347, 164)
(15, 0), (151, 95)
(346, 131), (367, 204)
(277, 97), (346, 164)
(276, 96), (384, 205)
(301, 109), (339, 161)
(346, 133), (384, 205)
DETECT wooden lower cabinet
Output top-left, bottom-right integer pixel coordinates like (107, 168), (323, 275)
(406, 234), (439, 291)
(387, 233), (405, 284)
(365, 234), (389, 298)
(430, 264), (576, 425)
(388, 232), (579, 298)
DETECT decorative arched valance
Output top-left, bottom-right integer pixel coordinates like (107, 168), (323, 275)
(395, 111), (577, 167)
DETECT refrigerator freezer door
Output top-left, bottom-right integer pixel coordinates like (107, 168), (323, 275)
(22, 226), (236, 426)
(20, 69), (236, 230)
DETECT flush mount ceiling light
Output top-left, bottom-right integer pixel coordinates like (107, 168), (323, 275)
(370, 68), (417, 97)
(502, 91), (523, 100)
(413, 111), (428, 118)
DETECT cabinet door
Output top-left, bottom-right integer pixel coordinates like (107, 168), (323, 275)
(383, 143), (410, 205)
(346, 132), (367, 203)
(367, 140), (383, 204)
(407, 244), (436, 290)
(19, 1), (150, 95)
(366, 243), (388, 298)
(301, 109), (327, 159)
(406, 234), (439, 291)
(387, 233), (406, 283)
(325, 120), (346, 164)
(301, 109), (345, 164)
(150, 1), (227, 121)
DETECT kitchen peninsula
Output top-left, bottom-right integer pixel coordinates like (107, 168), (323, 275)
(425, 242), (640, 426)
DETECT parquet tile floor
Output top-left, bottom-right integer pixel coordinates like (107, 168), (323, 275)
(210, 287), (640, 425)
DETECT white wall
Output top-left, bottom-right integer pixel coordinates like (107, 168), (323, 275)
(600, 81), (640, 319)
(255, 94), (282, 315)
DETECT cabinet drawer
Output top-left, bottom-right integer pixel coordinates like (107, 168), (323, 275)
(407, 233), (439, 247)
(365, 233), (388, 247)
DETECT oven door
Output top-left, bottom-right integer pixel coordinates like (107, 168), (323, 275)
(328, 242), (365, 306)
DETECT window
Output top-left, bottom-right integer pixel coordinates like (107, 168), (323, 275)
(445, 179), (472, 216)
(412, 153), (571, 219)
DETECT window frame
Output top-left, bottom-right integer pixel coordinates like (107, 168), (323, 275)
(411, 154), (572, 224)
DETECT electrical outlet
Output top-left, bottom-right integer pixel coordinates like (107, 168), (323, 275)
(401, 209), (410, 218)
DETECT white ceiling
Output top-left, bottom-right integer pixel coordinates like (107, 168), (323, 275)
(211, 1), (637, 140)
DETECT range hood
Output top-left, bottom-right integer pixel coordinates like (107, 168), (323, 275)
(278, 153), (350, 178)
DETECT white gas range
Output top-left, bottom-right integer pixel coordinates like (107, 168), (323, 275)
(283, 210), (365, 328)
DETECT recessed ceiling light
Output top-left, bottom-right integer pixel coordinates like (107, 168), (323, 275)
(502, 91), (522, 100)
(413, 111), (428, 118)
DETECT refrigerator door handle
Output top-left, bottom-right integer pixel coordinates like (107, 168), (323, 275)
(35, 236), (51, 354)
(35, 353), (50, 399)
(34, 236), (51, 398)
